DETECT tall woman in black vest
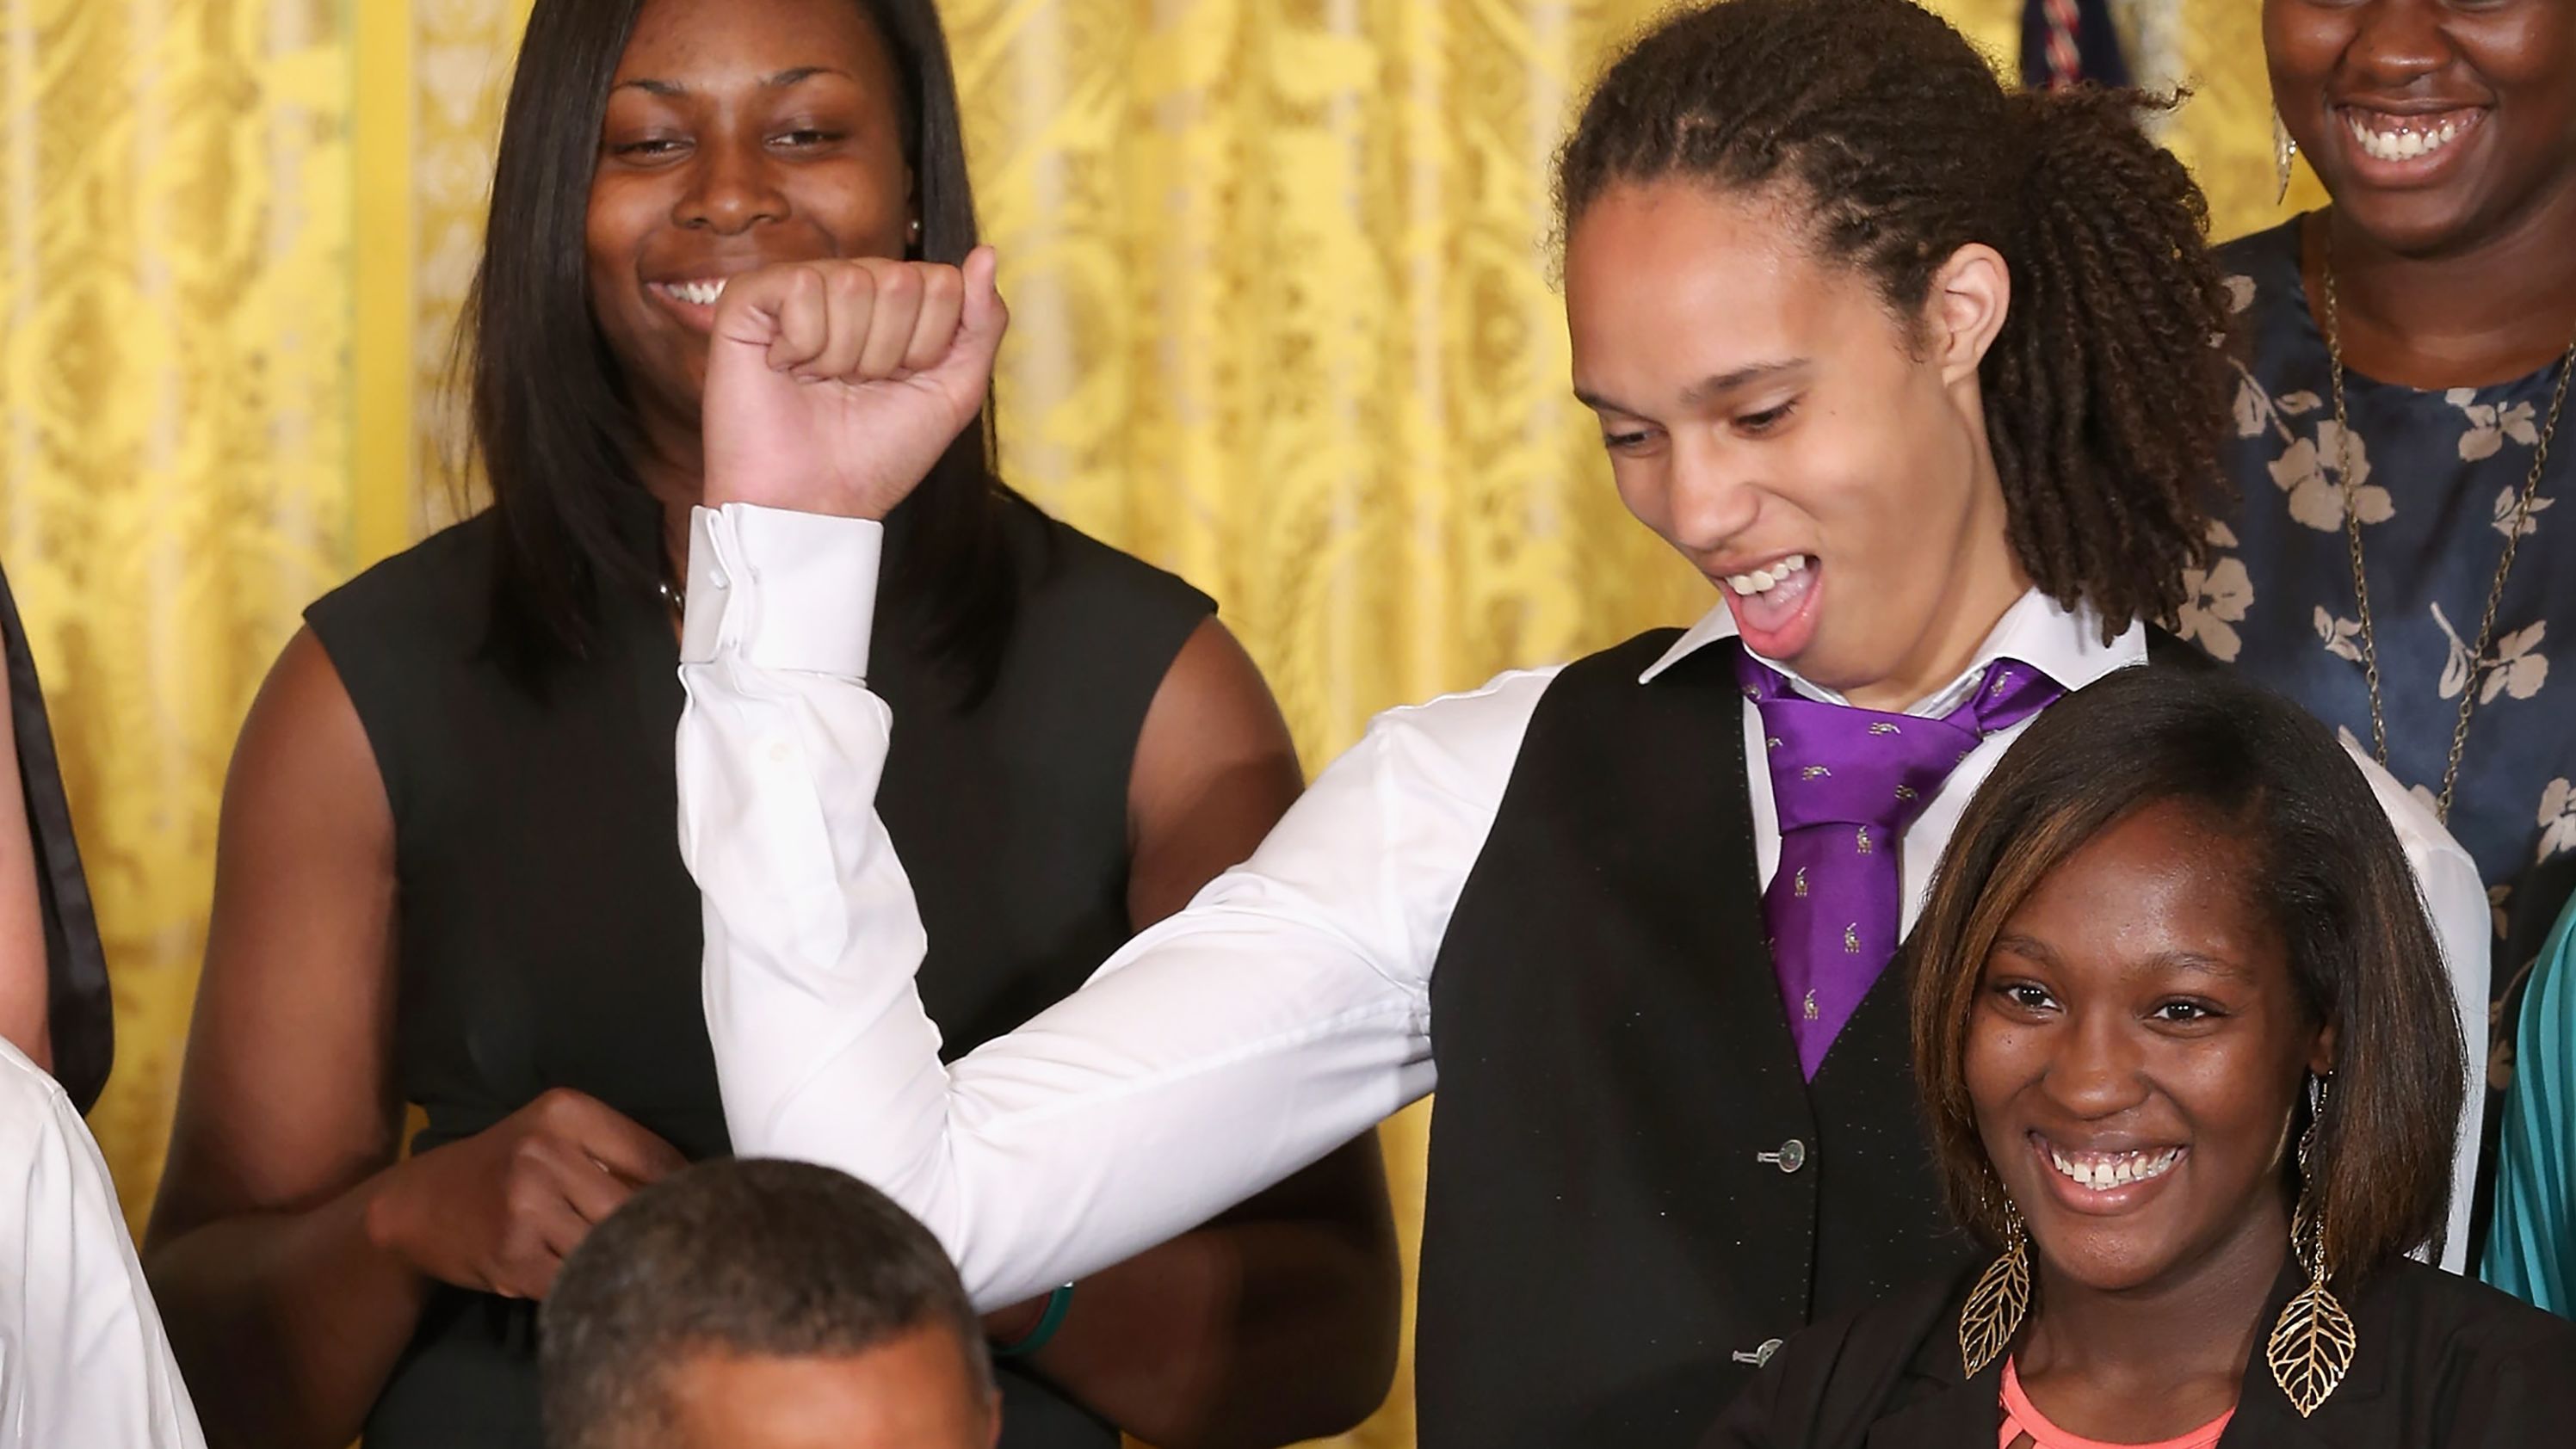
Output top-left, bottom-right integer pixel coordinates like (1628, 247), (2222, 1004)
(136, 2), (1400, 1446)
(1711, 667), (2576, 1448)
(677, 1), (2487, 1445)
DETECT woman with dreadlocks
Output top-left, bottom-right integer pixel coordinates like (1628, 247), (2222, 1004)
(673, 1), (2492, 1443)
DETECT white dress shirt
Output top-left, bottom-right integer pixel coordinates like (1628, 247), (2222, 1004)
(0, 1039), (204, 1447)
(681, 504), (2493, 1307)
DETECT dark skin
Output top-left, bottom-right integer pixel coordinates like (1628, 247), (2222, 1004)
(141, 2), (1399, 1446)
(2269, 0), (2576, 388)
(1965, 803), (2336, 1446)
(654, 1335), (1000, 1449)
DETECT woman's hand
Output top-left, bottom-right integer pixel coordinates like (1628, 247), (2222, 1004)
(363, 1088), (686, 1300)
(701, 248), (1008, 521)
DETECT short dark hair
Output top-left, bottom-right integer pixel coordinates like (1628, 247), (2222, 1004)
(1908, 665), (2465, 1287)
(540, 1158), (993, 1449)
(1555, 0), (2231, 641)
(466, 0), (1016, 695)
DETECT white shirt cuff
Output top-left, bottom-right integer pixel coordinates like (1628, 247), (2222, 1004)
(681, 503), (884, 678)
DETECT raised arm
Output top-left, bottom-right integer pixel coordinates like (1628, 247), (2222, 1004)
(681, 503), (1534, 1305)
(683, 250), (1523, 1310)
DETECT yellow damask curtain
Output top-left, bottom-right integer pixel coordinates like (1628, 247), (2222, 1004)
(2, 3), (2317, 1446)
(0, 0), (353, 1186)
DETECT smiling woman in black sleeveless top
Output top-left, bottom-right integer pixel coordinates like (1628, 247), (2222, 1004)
(136, 3), (1399, 1447)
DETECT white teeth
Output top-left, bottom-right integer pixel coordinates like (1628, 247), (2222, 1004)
(1726, 555), (1810, 597)
(2046, 1145), (2181, 1192)
(2346, 112), (2473, 163)
(664, 279), (727, 306)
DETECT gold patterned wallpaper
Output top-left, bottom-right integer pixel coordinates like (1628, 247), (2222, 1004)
(0, 0), (353, 1197)
(0, 2), (2312, 1445)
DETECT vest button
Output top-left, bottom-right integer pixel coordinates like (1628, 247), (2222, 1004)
(1758, 1138), (1808, 1174)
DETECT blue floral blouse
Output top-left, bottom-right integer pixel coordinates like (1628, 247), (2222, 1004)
(2192, 219), (2576, 1098)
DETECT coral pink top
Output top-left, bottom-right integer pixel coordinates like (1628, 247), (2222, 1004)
(1999, 1360), (2233, 1449)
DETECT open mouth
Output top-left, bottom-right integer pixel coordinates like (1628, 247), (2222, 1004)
(2338, 106), (2486, 167)
(1721, 552), (1821, 657)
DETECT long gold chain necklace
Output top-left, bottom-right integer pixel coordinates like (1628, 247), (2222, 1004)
(2323, 258), (2576, 826)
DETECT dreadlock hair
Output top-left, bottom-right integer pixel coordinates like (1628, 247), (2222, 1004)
(1555, 0), (2232, 639)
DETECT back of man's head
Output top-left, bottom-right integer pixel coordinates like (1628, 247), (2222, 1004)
(541, 1157), (998, 1449)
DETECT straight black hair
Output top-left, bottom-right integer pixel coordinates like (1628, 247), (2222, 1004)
(463, 0), (1016, 696)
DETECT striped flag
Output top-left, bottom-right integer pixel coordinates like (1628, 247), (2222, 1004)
(2021, 0), (2131, 89)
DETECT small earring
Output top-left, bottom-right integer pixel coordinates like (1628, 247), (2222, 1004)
(907, 216), (923, 244)
(2274, 108), (2300, 206)
(1960, 1194), (2030, 1378)
(2268, 1072), (2355, 1416)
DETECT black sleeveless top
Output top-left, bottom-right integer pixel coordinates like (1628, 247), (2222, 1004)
(1414, 631), (2208, 1449)
(306, 496), (1213, 1449)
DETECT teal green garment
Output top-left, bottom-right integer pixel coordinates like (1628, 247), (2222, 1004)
(2486, 893), (2576, 1317)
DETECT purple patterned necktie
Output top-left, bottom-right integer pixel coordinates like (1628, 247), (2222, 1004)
(1735, 647), (2066, 1079)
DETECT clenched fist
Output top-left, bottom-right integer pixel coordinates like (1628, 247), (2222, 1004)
(701, 247), (1007, 522)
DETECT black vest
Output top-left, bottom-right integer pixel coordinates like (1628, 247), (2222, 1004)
(1413, 628), (2205, 1448)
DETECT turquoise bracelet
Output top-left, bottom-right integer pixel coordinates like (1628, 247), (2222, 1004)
(992, 1283), (1075, 1360)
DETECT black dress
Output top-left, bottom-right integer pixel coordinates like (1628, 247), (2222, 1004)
(0, 560), (111, 1112)
(306, 496), (1212, 1449)
(1705, 1255), (2576, 1448)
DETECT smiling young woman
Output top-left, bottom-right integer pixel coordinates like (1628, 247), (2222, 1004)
(2191, 2), (2576, 1181)
(664, 3), (2495, 1446)
(1709, 666), (2576, 1449)
(133, 3), (1400, 1448)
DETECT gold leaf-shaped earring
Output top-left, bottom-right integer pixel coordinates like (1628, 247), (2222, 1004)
(2266, 1242), (2356, 1415)
(1959, 1198), (2030, 1378)
(2268, 1075), (2353, 1416)
(2274, 108), (2300, 206)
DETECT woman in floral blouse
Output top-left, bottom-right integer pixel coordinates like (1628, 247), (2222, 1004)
(2189, 1), (2575, 1262)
